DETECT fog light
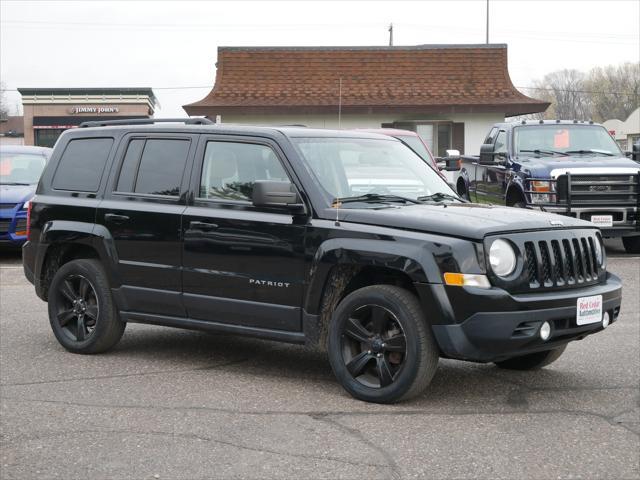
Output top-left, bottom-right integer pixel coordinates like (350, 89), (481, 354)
(540, 321), (551, 341)
(602, 312), (610, 329)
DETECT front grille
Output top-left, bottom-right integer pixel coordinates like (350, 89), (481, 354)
(556, 173), (639, 206)
(0, 219), (10, 233)
(524, 234), (600, 289)
(488, 230), (603, 293)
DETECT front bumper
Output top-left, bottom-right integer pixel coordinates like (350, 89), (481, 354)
(416, 273), (622, 363)
(0, 210), (28, 247)
(539, 206), (638, 238)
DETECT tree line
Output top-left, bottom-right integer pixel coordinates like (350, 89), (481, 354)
(519, 62), (639, 122)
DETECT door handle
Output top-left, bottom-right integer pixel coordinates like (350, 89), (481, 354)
(189, 221), (218, 231)
(104, 213), (130, 224)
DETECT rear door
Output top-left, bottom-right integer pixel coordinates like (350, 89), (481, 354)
(181, 135), (307, 331)
(97, 133), (196, 317)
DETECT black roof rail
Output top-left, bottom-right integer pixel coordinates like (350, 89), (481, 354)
(78, 117), (214, 128)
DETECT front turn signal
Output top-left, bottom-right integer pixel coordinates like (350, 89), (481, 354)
(443, 272), (491, 289)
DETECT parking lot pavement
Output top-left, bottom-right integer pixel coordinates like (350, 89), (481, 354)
(0, 250), (638, 480)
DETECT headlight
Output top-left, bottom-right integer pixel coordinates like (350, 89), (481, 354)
(529, 180), (555, 204)
(21, 199), (31, 210)
(489, 239), (517, 277)
(594, 236), (605, 267)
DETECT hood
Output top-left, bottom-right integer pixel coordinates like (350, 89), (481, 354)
(338, 203), (593, 240)
(0, 184), (36, 205)
(516, 155), (639, 178)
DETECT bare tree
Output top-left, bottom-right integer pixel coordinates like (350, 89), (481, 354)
(585, 62), (639, 122)
(531, 69), (592, 120)
(0, 82), (10, 121)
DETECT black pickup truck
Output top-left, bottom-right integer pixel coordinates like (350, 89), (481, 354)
(455, 121), (640, 253)
(23, 119), (622, 403)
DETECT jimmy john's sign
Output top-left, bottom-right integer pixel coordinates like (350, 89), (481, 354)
(68, 106), (120, 114)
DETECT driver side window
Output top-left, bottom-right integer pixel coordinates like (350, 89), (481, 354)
(494, 131), (508, 155)
(199, 141), (290, 202)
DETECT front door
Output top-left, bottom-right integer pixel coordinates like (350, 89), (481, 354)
(181, 136), (307, 331)
(98, 133), (196, 317)
(475, 129), (508, 205)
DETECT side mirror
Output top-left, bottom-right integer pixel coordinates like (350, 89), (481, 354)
(479, 143), (496, 164)
(252, 180), (305, 212)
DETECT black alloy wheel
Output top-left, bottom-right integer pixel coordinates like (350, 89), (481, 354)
(48, 259), (125, 354)
(341, 304), (407, 388)
(54, 274), (99, 342)
(328, 285), (439, 403)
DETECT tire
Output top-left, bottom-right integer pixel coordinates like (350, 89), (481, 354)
(327, 285), (439, 403)
(457, 182), (469, 201)
(48, 259), (125, 354)
(494, 345), (566, 370)
(622, 236), (640, 254)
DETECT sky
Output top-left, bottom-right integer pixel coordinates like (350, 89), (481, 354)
(1, 0), (639, 117)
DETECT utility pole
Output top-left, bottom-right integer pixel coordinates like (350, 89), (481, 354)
(486, 0), (489, 44)
(388, 23), (393, 46)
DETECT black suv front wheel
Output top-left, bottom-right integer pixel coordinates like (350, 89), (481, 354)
(48, 259), (125, 354)
(328, 285), (439, 403)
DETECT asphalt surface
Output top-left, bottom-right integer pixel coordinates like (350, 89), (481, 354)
(0, 240), (638, 480)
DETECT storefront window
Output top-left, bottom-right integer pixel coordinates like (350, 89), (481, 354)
(416, 122), (452, 157)
(35, 129), (65, 148)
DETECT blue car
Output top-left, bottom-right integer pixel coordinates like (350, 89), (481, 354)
(0, 145), (51, 248)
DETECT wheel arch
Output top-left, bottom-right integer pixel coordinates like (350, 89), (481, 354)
(36, 221), (119, 300)
(505, 179), (526, 206)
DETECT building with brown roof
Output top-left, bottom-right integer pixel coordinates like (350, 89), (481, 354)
(184, 44), (549, 155)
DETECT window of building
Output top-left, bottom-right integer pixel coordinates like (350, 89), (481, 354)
(199, 142), (289, 202)
(114, 138), (190, 196)
(416, 123), (452, 157)
(35, 129), (65, 148)
(52, 138), (114, 192)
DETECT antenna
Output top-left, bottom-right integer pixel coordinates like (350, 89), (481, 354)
(338, 77), (342, 129)
(388, 23), (394, 46)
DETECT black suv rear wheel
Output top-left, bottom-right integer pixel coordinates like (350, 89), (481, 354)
(48, 259), (125, 354)
(327, 285), (439, 403)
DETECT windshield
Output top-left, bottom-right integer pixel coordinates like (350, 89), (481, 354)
(394, 135), (434, 164)
(514, 125), (622, 157)
(292, 137), (456, 206)
(0, 152), (47, 185)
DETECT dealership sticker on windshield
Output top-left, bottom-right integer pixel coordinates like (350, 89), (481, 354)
(591, 215), (613, 227)
(576, 295), (603, 325)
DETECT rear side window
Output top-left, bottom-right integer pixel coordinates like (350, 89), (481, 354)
(52, 138), (114, 191)
(115, 138), (190, 196)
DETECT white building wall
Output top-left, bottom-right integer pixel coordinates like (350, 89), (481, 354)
(220, 111), (505, 155)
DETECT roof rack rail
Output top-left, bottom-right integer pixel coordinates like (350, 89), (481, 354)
(79, 117), (214, 128)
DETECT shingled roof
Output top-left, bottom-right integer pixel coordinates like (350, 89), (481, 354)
(184, 45), (549, 116)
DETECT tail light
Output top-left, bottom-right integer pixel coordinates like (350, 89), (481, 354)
(26, 201), (32, 241)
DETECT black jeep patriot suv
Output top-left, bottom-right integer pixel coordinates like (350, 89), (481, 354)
(23, 119), (623, 403)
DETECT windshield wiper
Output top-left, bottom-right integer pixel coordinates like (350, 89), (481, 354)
(0, 182), (31, 185)
(334, 193), (421, 205)
(417, 192), (463, 203)
(519, 149), (568, 156)
(565, 149), (614, 156)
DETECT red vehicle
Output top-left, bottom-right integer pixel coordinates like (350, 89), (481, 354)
(356, 128), (447, 180)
